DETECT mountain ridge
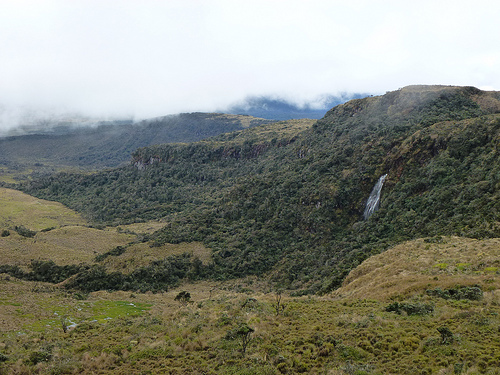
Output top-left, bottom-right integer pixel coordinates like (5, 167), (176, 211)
(15, 84), (500, 294)
(2, 84), (500, 374)
(0, 113), (273, 181)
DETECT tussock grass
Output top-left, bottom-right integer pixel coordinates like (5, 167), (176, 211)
(1, 187), (500, 373)
(1, 274), (499, 374)
(333, 236), (500, 300)
(0, 187), (85, 230)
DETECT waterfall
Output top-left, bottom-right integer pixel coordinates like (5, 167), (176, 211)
(363, 174), (387, 220)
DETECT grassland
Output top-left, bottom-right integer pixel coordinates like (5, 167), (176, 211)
(1, 234), (500, 374)
(0, 188), (85, 231)
(0, 187), (212, 272)
(1, 189), (500, 373)
(333, 236), (500, 300)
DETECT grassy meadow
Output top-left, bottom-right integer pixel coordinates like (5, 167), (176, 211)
(0, 187), (212, 271)
(0, 267), (499, 375)
(1, 234), (499, 374)
(0, 188), (85, 231)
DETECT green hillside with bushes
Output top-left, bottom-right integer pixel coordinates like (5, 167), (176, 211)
(2, 86), (500, 373)
(14, 85), (500, 295)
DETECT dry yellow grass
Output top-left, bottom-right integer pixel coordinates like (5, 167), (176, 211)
(0, 226), (135, 266)
(332, 236), (500, 300)
(0, 187), (85, 230)
(102, 241), (212, 273)
(0, 188), (212, 272)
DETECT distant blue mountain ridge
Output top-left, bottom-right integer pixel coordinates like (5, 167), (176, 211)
(224, 93), (372, 120)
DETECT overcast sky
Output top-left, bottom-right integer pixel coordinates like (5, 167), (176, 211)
(1, 0), (499, 126)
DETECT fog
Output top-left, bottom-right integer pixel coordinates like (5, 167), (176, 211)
(1, 0), (499, 130)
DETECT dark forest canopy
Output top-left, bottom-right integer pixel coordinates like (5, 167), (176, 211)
(16, 85), (500, 293)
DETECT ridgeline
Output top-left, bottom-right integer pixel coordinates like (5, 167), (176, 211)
(14, 85), (500, 294)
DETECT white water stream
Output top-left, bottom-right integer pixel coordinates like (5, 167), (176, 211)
(363, 174), (387, 220)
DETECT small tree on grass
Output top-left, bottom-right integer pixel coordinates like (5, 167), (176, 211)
(60, 316), (69, 333)
(236, 323), (254, 356)
(174, 291), (191, 306)
(273, 291), (287, 316)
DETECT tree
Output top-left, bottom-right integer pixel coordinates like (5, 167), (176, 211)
(174, 291), (191, 306)
(236, 323), (254, 356)
(272, 291), (287, 316)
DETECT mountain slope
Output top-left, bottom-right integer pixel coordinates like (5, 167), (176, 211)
(0, 113), (272, 181)
(18, 85), (500, 294)
(333, 236), (500, 300)
(224, 93), (370, 120)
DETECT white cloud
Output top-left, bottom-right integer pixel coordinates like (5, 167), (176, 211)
(0, 0), (500, 127)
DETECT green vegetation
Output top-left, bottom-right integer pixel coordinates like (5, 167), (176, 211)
(0, 272), (499, 374)
(0, 113), (272, 182)
(16, 85), (500, 294)
(2, 85), (500, 372)
(384, 301), (434, 316)
(94, 245), (127, 262)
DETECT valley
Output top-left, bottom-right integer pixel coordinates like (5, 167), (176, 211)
(1, 85), (500, 373)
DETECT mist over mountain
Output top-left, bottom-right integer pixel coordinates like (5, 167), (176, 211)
(18, 84), (500, 295)
(0, 113), (272, 180)
(224, 93), (371, 120)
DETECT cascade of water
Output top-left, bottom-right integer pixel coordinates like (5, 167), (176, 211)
(363, 174), (388, 220)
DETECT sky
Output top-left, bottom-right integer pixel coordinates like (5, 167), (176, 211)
(1, 0), (500, 128)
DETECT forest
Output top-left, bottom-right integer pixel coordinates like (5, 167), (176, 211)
(1, 85), (500, 374)
(11, 85), (500, 294)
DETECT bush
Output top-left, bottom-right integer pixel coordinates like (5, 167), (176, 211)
(174, 291), (191, 305)
(437, 326), (454, 344)
(0, 229), (9, 237)
(95, 246), (127, 261)
(27, 349), (52, 365)
(385, 301), (434, 316)
(426, 285), (483, 301)
(40, 227), (56, 232)
(14, 225), (36, 238)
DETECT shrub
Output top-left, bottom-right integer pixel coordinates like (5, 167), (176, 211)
(174, 291), (191, 305)
(437, 326), (454, 344)
(426, 285), (483, 300)
(385, 301), (434, 316)
(95, 246), (127, 262)
(27, 349), (52, 365)
(14, 225), (36, 238)
(0, 229), (10, 237)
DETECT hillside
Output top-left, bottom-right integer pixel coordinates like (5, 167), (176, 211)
(1, 85), (500, 374)
(0, 185), (499, 371)
(333, 236), (500, 300)
(0, 187), (212, 278)
(0, 113), (272, 182)
(15, 85), (500, 295)
(0, 236), (499, 374)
